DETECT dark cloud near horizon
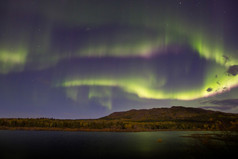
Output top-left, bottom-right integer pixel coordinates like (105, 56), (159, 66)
(201, 98), (238, 107)
(201, 99), (238, 112)
(203, 105), (237, 112)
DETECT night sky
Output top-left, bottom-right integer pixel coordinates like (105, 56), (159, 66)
(1, 0), (238, 119)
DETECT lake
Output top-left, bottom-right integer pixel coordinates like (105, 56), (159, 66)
(0, 130), (237, 159)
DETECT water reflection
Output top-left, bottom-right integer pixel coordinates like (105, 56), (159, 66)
(0, 131), (237, 159)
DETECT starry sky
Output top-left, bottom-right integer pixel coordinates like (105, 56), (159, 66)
(0, 0), (238, 119)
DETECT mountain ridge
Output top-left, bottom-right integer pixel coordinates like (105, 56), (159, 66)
(101, 106), (237, 121)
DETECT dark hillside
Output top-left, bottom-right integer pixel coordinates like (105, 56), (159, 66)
(101, 106), (237, 122)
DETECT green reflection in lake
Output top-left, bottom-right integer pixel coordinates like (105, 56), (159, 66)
(0, 131), (237, 159)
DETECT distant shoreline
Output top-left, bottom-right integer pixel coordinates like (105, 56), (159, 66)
(1, 107), (237, 132)
(0, 126), (228, 132)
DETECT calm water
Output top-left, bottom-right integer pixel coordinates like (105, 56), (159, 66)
(0, 130), (237, 159)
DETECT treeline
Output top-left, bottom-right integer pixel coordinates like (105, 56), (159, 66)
(0, 118), (237, 131)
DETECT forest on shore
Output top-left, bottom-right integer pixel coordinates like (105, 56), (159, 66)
(0, 118), (238, 132)
(1, 107), (238, 131)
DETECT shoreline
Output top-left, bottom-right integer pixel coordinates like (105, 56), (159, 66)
(0, 126), (228, 132)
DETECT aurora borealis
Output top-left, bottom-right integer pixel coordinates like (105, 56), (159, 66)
(0, 0), (238, 118)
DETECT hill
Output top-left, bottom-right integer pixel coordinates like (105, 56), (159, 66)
(101, 106), (237, 122)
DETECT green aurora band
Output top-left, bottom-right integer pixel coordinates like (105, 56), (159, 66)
(58, 20), (238, 102)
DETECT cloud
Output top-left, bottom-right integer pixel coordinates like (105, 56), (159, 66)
(206, 88), (213, 92)
(209, 99), (238, 106)
(201, 99), (238, 111)
(227, 65), (238, 76)
(201, 98), (238, 106)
